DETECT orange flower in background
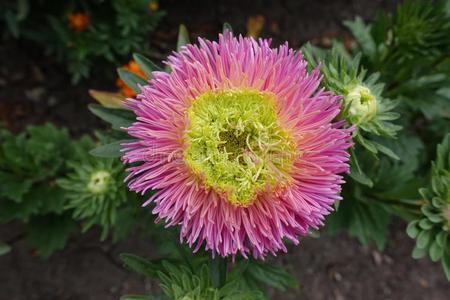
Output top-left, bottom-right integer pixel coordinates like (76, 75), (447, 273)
(246, 15), (265, 38)
(116, 60), (147, 97)
(68, 12), (90, 32)
(148, 0), (159, 12)
(126, 60), (146, 78)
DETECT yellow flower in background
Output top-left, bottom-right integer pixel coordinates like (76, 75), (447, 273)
(149, 0), (159, 12)
(246, 15), (265, 38)
(68, 12), (90, 32)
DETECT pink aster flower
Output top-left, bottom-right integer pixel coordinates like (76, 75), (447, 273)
(122, 33), (353, 258)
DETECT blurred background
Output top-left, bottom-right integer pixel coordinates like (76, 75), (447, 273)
(1, 0), (449, 299)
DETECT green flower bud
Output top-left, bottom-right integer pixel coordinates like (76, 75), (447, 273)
(87, 170), (111, 195)
(344, 85), (377, 124)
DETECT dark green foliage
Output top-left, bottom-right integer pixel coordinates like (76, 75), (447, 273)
(120, 253), (297, 299)
(57, 135), (128, 239)
(301, 1), (450, 262)
(0, 0), (29, 38)
(0, 124), (144, 256)
(302, 43), (401, 157)
(0, 124), (73, 219)
(27, 213), (77, 258)
(1, 0), (165, 82)
(407, 134), (450, 281)
(0, 124), (77, 256)
(345, 0), (450, 121)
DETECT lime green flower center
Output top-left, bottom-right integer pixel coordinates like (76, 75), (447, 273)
(184, 89), (296, 207)
(87, 170), (111, 195)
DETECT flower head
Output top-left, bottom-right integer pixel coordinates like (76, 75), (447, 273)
(58, 137), (127, 238)
(68, 12), (90, 32)
(123, 33), (352, 258)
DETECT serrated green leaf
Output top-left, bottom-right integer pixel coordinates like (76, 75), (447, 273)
(27, 214), (77, 258)
(0, 172), (33, 202)
(344, 16), (376, 58)
(246, 260), (298, 291)
(120, 253), (161, 278)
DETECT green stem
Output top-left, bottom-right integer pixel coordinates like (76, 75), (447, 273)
(210, 256), (227, 288)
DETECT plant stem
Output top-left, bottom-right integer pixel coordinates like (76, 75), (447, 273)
(210, 256), (227, 288)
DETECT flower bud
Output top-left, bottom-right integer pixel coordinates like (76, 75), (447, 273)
(344, 85), (377, 124)
(88, 170), (111, 195)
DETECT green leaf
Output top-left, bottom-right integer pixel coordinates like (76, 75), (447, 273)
(120, 253), (161, 278)
(89, 90), (125, 108)
(429, 240), (443, 262)
(90, 140), (133, 158)
(344, 16), (376, 58)
(133, 53), (162, 78)
(442, 254), (450, 281)
(88, 104), (135, 130)
(16, 0), (29, 20)
(416, 230), (432, 249)
(5, 12), (20, 37)
(246, 260), (298, 291)
(406, 220), (420, 238)
(177, 24), (190, 51)
(210, 257), (227, 288)
(373, 142), (400, 160)
(412, 245), (427, 259)
(27, 184), (67, 214)
(223, 22), (233, 33)
(418, 218), (434, 230)
(117, 68), (147, 93)
(27, 214), (77, 258)
(435, 231), (447, 247)
(0, 242), (11, 256)
(349, 168), (373, 187)
(0, 172), (33, 202)
(329, 197), (390, 250)
(349, 149), (373, 187)
(112, 206), (140, 243)
(356, 134), (378, 154)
